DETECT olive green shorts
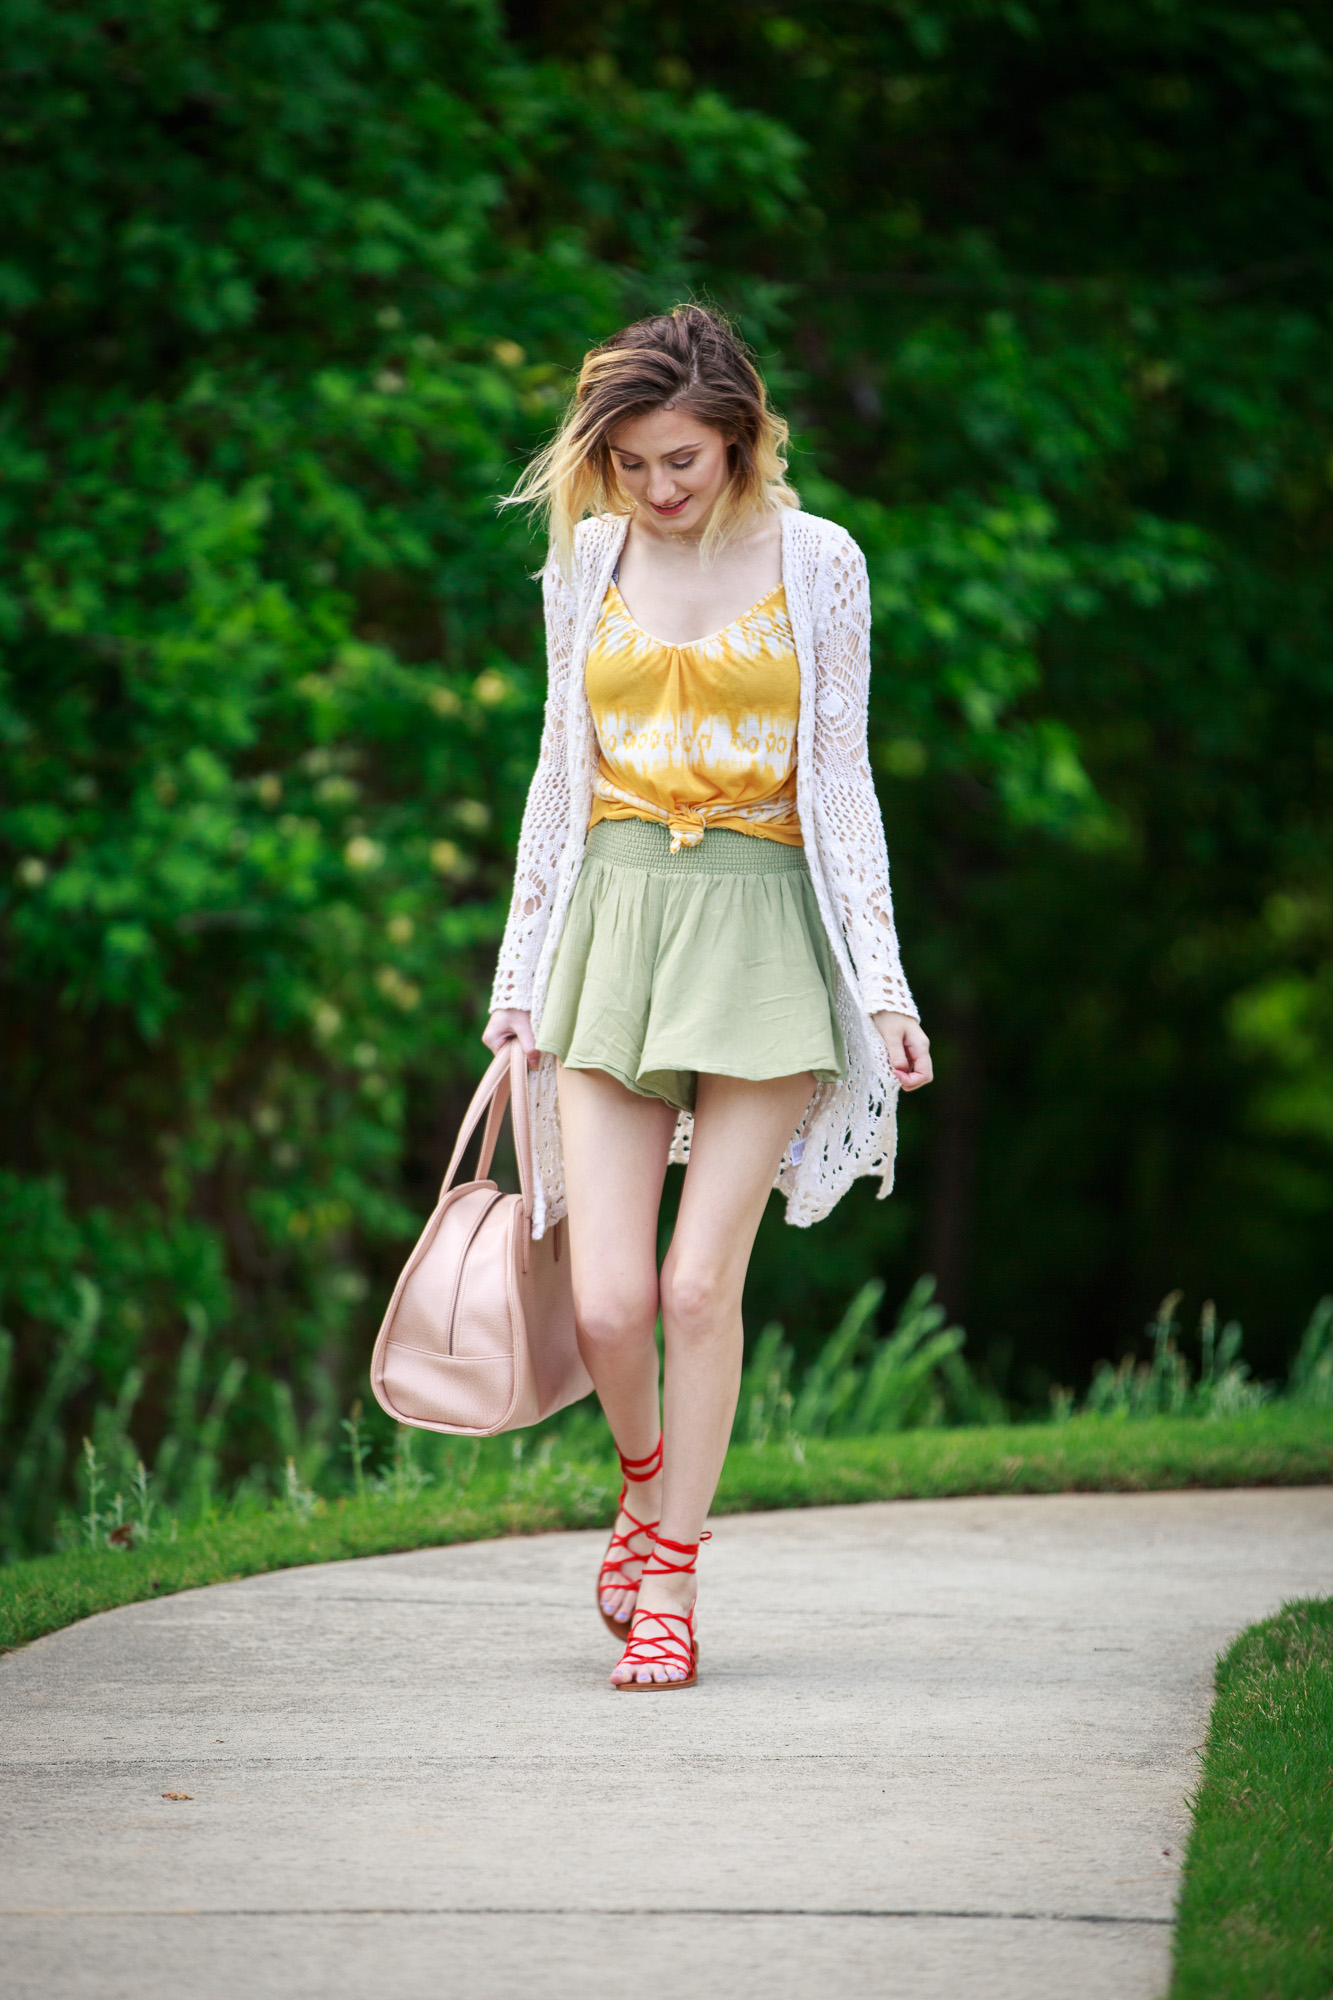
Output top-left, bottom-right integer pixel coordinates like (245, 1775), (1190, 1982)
(535, 817), (846, 1114)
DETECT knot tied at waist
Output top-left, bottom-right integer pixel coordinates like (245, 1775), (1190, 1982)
(666, 806), (707, 852)
(590, 776), (796, 854)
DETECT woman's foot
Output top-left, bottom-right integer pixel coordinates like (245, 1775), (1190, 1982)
(598, 1479), (662, 1629)
(598, 1435), (663, 1634)
(609, 1568), (697, 1685)
(609, 1531), (709, 1688)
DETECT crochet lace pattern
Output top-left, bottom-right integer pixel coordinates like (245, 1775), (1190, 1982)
(489, 508), (918, 1235)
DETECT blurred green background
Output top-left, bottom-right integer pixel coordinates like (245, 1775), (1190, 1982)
(2, 0), (1331, 1553)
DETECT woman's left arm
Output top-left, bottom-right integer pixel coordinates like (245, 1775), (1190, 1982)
(809, 535), (932, 1092)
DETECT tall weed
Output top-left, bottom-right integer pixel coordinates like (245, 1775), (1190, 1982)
(1056, 1292), (1271, 1421)
(0, 1277), (100, 1558)
(737, 1276), (990, 1446)
(1289, 1296), (1333, 1408)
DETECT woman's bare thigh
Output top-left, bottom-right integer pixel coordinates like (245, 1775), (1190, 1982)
(554, 1063), (677, 1319)
(665, 1071), (816, 1304)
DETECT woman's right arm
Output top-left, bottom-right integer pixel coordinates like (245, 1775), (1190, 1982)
(485, 559), (576, 1059)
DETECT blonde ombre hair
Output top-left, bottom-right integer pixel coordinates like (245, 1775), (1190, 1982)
(504, 304), (799, 572)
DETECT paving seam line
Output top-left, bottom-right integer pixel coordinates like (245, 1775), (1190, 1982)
(0, 1907), (1174, 1926)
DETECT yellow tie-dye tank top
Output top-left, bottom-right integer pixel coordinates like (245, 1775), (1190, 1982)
(585, 580), (802, 852)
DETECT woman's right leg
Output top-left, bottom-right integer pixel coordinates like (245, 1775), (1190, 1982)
(555, 1061), (678, 1626)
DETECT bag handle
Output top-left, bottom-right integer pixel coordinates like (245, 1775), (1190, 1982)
(438, 1045), (510, 1197)
(475, 1068), (510, 1182)
(506, 1037), (536, 1222)
(438, 1040), (535, 1221)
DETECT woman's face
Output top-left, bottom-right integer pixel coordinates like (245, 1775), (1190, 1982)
(607, 406), (732, 536)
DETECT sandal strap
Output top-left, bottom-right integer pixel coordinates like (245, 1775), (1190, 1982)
(641, 1529), (711, 1580)
(611, 1495), (658, 1543)
(616, 1604), (696, 1674)
(600, 1504), (656, 1584)
(599, 1495), (660, 1591)
(616, 1433), (663, 1483)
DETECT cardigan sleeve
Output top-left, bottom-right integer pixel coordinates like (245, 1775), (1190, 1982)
(488, 558), (576, 1013)
(808, 533), (918, 1021)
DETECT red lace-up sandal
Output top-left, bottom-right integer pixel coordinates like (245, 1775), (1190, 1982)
(610, 1531), (711, 1692)
(597, 1434), (663, 1641)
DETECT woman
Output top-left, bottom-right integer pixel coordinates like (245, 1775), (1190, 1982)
(484, 305), (931, 1690)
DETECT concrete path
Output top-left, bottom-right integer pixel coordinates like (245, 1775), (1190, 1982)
(3, 1488), (1331, 2000)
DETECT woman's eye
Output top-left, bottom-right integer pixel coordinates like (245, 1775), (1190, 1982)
(669, 458), (695, 470)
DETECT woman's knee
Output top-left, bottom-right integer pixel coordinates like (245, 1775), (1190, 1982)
(659, 1259), (739, 1344)
(574, 1279), (659, 1356)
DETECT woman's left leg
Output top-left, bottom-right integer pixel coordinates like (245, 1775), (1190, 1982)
(610, 1068), (815, 1685)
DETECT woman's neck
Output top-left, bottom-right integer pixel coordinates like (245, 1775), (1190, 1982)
(611, 506), (783, 645)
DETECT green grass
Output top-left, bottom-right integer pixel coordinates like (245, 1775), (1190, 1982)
(2, 1404), (1329, 1656)
(1172, 1595), (1333, 2000)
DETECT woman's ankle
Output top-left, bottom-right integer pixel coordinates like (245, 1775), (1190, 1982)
(620, 1471), (662, 1519)
(636, 1568), (696, 1614)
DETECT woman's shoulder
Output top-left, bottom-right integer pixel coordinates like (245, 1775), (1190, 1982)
(575, 511), (629, 566)
(783, 510), (869, 620)
(541, 513), (627, 593)
(784, 507), (864, 567)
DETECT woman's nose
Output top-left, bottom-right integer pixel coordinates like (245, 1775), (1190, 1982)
(647, 467), (677, 502)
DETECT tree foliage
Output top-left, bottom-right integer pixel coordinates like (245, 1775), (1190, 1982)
(2, 0), (1331, 1549)
(0, 0), (805, 1547)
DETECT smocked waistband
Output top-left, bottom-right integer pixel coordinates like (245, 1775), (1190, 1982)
(584, 815), (809, 877)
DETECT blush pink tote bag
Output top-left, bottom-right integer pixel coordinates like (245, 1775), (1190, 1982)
(370, 1039), (589, 1435)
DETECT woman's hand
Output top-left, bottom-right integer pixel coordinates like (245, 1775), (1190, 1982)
(482, 1008), (540, 1071)
(871, 1010), (933, 1091)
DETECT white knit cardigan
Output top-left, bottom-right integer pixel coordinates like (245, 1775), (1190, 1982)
(489, 506), (918, 1235)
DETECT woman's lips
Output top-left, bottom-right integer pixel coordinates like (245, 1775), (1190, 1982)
(650, 495), (689, 515)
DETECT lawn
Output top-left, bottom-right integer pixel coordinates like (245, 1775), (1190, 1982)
(1172, 1594), (1333, 2000)
(2, 1404), (1328, 1656)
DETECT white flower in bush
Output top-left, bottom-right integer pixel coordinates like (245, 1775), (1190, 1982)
(344, 835), (384, 871)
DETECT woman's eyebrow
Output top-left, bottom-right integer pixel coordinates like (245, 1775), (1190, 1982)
(610, 441), (704, 458)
